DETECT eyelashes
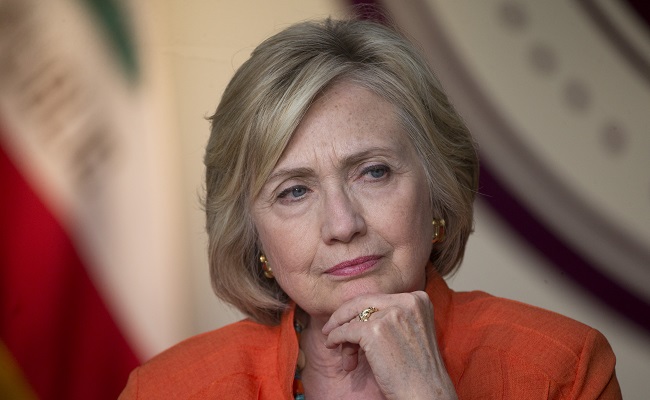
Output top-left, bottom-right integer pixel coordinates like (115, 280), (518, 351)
(277, 185), (309, 200)
(361, 164), (389, 180)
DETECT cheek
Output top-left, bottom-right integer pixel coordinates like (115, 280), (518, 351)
(380, 183), (433, 264)
(382, 183), (431, 236)
(256, 216), (317, 275)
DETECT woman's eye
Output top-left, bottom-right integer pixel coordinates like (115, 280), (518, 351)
(364, 165), (389, 179)
(290, 186), (307, 197)
(277, 185), (308, 200)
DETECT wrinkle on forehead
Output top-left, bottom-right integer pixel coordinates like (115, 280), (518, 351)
(281, 83), (403, 159)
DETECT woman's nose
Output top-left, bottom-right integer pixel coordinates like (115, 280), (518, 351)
(320, 186), (367, 244)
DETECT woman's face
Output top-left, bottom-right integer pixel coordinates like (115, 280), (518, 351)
(251, 81), (433, 321)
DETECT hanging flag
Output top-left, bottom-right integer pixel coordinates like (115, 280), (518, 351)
(0, 0), (189, 398)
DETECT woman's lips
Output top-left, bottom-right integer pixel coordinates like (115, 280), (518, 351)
(324, 255), (381, 277)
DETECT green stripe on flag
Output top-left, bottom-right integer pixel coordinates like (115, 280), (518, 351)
(79, 0), (139, 82)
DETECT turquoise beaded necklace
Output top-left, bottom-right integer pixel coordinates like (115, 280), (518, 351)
(293, 318), (306, 399)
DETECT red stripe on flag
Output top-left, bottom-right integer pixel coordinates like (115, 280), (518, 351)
(0, 131), (139, 399)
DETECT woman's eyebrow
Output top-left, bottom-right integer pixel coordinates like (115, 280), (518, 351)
(266, 167), (314, 184)
(266, 145), (402, 184)
(339, 146), (400, 170)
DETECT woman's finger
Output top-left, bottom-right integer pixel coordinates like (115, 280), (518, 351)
(322, 294), (391, 335)
(341, 343), (359, 371)
(324, 318), (364, 348)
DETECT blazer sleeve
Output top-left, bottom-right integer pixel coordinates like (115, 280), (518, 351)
(118, 368), (139, 400)
(568, 329), (621, 400)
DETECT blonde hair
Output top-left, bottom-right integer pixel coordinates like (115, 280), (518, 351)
(204, 18), (478, 325)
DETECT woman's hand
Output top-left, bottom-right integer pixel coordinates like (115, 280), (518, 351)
(321, 291), (457, 400)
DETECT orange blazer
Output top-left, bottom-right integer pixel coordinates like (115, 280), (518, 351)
(119, 273), (621, 399)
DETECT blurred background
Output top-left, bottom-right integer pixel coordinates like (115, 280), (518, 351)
(1, 0), (648, 398)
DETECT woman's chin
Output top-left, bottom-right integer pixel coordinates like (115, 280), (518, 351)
(331, 280), (390, 305)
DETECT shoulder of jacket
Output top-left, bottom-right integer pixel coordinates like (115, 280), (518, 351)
(125, 319), (284, 397)
(449, 291), (605, 375)
(448, 292), (618, 397)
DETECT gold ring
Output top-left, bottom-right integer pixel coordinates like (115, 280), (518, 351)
(358, 307), (378, 322)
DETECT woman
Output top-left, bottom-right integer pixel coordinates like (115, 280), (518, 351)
(120, 18), (620, 399)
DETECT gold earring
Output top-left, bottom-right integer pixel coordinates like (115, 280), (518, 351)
(432, 219), (446, 244)
(260, 254), (274, 279)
